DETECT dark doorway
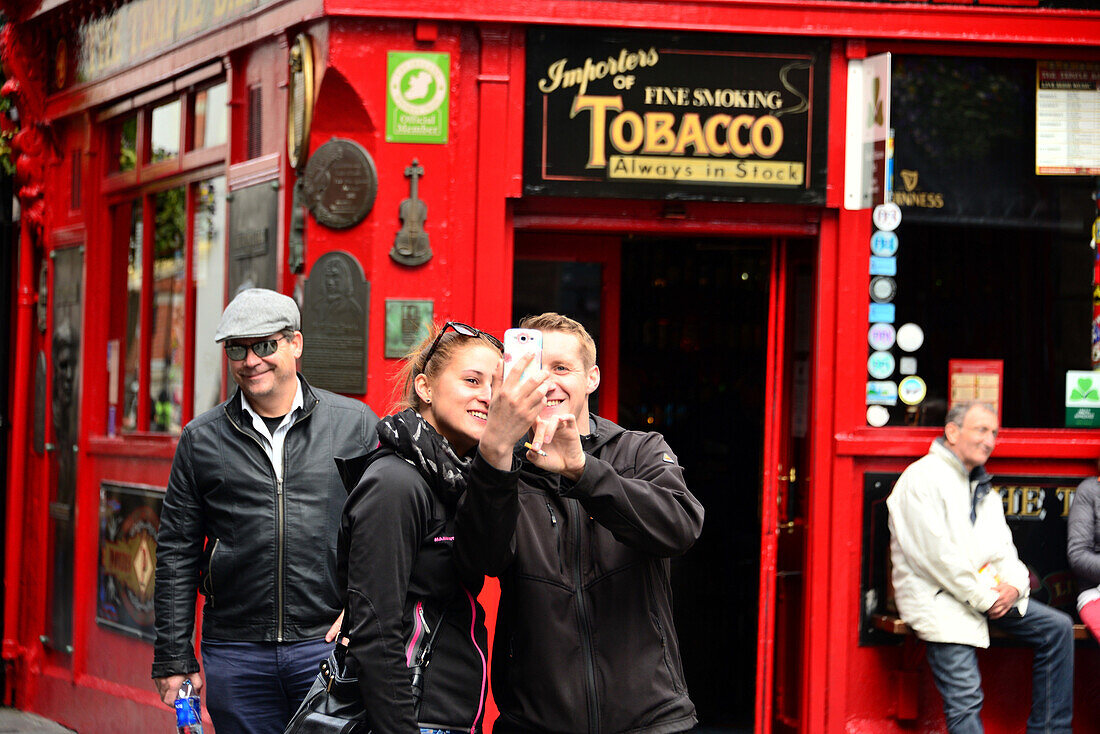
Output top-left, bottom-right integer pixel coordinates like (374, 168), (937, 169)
(513, 235), (770, 732)
(619, 237), (768, 732)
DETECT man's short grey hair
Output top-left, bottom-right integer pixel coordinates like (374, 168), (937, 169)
(945, 401), (997, 428)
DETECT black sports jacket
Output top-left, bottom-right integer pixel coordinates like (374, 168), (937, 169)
(458, 415), (704, 734)
(337, 448), (489, 734)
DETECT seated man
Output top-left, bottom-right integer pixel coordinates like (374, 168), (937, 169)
(887, 401), (1073, 734)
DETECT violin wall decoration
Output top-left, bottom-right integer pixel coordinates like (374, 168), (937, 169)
(391, 158), (432, 266)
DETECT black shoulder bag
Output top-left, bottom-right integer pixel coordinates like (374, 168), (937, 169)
(283, 607), (448, 734)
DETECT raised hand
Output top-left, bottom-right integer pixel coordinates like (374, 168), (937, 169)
(529, 413), (586, 481)
(479, 353), (548, 470)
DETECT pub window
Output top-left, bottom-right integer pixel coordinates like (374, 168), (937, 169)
(103, 82), (228, 436)
(870, 56), (1094, 429)
(192, 82), (228, 150)
(109, 114), (137, 173)
(192, 176), (227, 416)
(149, 99), (181, 163)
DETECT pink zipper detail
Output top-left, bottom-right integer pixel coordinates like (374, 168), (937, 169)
(407, 600), (426, 667)
(465, 587), (487, 733)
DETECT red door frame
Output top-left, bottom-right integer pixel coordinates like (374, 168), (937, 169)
(514, 211), (822, 733)
(756, 238), (789, 734)
(514, 233), (622, 423)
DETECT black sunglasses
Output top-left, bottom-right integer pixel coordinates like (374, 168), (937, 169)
(224, 335), (289, 361)
(420, 322), (503, 374)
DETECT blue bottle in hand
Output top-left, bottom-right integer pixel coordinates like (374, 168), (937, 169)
(174, 680), (203, 734)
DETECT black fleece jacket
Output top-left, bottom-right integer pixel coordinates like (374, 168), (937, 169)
(337, 448), (489, 734)
(456, 415), (704, 734)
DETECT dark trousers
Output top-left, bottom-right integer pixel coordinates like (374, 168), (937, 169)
(925, 599), (1074, 734)
(201, 638), (333, 734)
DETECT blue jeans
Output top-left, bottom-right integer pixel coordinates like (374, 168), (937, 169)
(925, 599), (1074, 734)
(201, 638), (333, 734)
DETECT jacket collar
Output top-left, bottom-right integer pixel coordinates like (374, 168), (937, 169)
(929, 436), (994, 488)
(583, 414), (627, 452)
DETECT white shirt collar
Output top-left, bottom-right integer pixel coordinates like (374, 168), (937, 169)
(240, 376), (305, 429)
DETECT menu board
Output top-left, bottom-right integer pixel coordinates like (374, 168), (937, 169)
(948, 359), (1003, 421)
(1036, 61), (1100, 175)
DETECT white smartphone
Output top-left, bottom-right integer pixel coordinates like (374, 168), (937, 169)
(503, 328), (543, 383)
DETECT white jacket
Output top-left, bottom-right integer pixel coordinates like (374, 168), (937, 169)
(887, 439), (1029, 647)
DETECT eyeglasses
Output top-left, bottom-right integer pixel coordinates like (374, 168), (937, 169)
(419, 322), (503, 374)
(224, 335), (289, 361)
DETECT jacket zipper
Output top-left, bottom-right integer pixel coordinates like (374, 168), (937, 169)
(223, 397), (317, 642)
(204, 538), (220, 606)
(275, 475), (285, 640)
(407, 600), (429, 667)
(275, 402), (316, 641)
(546, 502), (563, 577)
(568, 498), (600, 733)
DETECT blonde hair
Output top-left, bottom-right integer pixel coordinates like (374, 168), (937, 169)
(391, 322), (502, 413)
(518, 312), (597, 369)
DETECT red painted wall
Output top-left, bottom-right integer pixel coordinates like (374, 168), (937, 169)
(4, 3), (1100, 733)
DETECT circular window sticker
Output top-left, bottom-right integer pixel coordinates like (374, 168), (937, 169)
(870, 276), (896, 304)
(868, 322), (896, 351)
(868, 351), (896, 380)
(867, 405), (890, 427)
(870, 230), (899, 257)
(898, 375), (927, 405)
(872, 203), (902, 232)
(896, 323), (925, 353)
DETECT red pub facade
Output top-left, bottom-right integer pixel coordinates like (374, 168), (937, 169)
(3, 0), (1100, 732)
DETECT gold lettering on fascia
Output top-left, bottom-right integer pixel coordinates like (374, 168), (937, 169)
(572, 95), (787, 169)
(80, 14), (123, 80)
(539, 48), (660, 95)
(1054, 486), (1078, 518)
(997, 485), (1082, 520)
(891, 191), (945, 209)
(77, 0), (273, 82)
(539, 47), (810, 185)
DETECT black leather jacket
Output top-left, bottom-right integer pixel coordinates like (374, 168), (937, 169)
(151, 375), (379, 679)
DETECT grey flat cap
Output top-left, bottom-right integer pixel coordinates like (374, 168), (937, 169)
(215, 288), (301, 342)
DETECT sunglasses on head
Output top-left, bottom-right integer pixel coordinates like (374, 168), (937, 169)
(419, 322), (503, 374)
(224, 335), (289, 361)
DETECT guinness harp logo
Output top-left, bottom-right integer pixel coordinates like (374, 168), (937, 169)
(892, 168), (944, 209)
(900, 169), (919, 192)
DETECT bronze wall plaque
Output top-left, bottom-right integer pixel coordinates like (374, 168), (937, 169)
(300, 251), (369, 394)
(228, 182), (278, 297)
(303, 138), (378, 230)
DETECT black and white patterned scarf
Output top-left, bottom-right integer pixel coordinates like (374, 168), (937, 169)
(377, 408), (470, 509)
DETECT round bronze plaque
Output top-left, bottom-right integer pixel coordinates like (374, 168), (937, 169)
(302, 138), (378, 230)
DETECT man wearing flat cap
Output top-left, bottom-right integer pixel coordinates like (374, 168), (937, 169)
(152, 288), (379, 734)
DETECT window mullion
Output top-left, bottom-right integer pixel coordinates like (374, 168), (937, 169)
(183, 184), (197, 425)
(138, 194), (154, 431)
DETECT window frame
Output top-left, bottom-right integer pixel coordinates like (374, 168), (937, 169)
(851, 42), (1100, 437)
(100, 83), (229, 437)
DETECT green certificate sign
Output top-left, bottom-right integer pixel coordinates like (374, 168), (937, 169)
(386, 51), (450, 143)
